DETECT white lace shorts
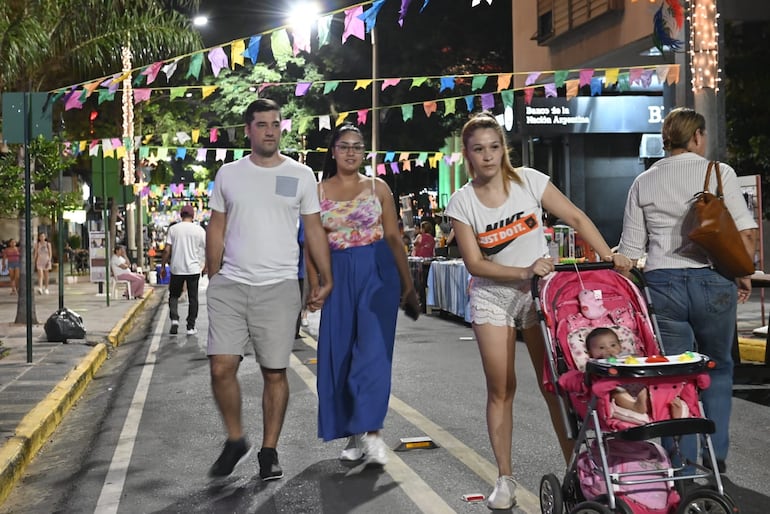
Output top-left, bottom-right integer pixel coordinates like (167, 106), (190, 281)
(469, 277), (537, 329)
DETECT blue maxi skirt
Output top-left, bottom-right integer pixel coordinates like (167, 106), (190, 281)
(317, 239), (400, 441)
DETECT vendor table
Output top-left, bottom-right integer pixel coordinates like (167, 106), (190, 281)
(733, 274), (770, 381)
(426, 259), (471, 323)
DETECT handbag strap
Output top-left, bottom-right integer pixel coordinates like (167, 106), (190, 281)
(702, 161), (724, 198)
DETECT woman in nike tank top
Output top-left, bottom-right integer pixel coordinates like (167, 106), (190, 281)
(445, 112), (632, 510)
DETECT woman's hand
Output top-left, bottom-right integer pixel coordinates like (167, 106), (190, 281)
(604, 253), (633, 271)
(401, 288), (420, 320)
(736, 276), (752, 304)
(529, 256), (555, 278)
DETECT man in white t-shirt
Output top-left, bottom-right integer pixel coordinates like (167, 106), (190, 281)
(160, 204), (206, 335)
(205, 98), (333, 482)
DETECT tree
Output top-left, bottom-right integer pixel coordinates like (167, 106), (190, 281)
(0, 137), (80, 323)
(724, 20), (770, 212)
(0, 0), (204, 325)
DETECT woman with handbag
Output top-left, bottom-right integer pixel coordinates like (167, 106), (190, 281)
(617, 107), (758, 474)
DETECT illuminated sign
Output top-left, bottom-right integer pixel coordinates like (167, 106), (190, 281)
(516, 96), (668, 134)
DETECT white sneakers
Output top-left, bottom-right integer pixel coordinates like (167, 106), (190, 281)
(186, 327), (198, 336)
(339, 434), (365, 461)
(44, 288), (50, 295)
(487, 475), (517, 510)
(362, 433), (388, 466)
(339, 433), (388, 466)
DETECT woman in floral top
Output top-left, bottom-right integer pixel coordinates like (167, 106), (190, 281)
(307, 123), (420, 467)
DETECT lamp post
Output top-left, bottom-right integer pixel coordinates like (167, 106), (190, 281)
(370, 26), (378, 174)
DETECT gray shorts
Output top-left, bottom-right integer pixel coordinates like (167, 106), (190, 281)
(206, 274), (300, 369)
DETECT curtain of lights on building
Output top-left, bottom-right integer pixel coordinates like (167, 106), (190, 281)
(688, 0), (721, 92)
(121, 45), (136, 185)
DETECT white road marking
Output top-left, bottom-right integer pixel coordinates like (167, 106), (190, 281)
(290, 353), (455, 514)
(94, 304), (168, 514)
(296, 335), (540, 513)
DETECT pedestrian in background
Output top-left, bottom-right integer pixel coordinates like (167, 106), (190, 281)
(294, 218), (308, 339)
(307, 123), (420, 467)
(411, 220), (435, 258)
(3, 239), (20, 294)
(110, 246), (145, 299)
(205, 98), (333, 481)
(618, 107), (758, 474)
(445, 112), (631, 510)
(33, 232), (52, 294)
(161, 204), (206, 336)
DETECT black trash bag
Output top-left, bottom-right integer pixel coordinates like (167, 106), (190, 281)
(44, 308), (86, 343)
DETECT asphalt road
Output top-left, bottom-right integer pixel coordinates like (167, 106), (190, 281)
(2, 288), (769, 513)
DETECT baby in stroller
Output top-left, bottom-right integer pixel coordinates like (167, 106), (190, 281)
(534, 264), (736, 514)
(585, 327), (688, 425)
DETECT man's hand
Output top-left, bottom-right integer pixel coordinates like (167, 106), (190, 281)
(159, 266), (167, 279)
(306, 282), (332, 312)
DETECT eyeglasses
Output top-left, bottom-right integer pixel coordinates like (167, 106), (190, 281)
(334, 144), (366, 154)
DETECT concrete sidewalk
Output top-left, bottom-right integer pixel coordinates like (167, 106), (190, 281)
(0, 276), (159, 505)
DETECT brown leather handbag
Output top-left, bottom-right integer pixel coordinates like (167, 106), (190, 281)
(688, 161), (754, 278)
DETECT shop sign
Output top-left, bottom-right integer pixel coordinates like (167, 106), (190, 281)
(516, 96), (668, 135)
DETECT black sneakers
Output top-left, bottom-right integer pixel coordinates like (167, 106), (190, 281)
(170, 320), (179, 335)
(209, 438), (252, 478)
(258, 447), (284, 481)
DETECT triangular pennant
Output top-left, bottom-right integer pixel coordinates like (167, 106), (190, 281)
(231, 40), (246, 68)
(579, 69), (594, 87)
(317, 15), (332, 47)
(271, 30), (292, 59)
(170, 87), (186, 100)
(444, 98), (457, 115)
(401, 104), (414, 121)
(132, 88), (151, 104)
(410, 77), (428, 88)
(390, 162), (400, 174)
(354, 79), (373, 90)
(604, 68), (620, 85)
(162, 60), (179, 80)
(323, 81), (340, 94)
(376, 163), (387, 176)
(208, 47), (229, 77)
(398, 0), (413, 26)
(343, 6), (365, 43)
(525, 72), (541, 86)
(243, 36), (262, 64)
(319, 115), (331, 131)
(666, 64), (680, 84)
(565, 79), (580, 100)
(480, 93), (494, 110)
(471, 75), (488, 91)
(496, 73), (512, 92)
(381, 78), (400, 90)
(280, 119), (292, 133)
(187, 53), (204, 79)
(524, 87), (535, 105)
(464, 95), (474, 112)
(440, 76), (455, 92)
(295, 82), (312, 96)
(201, 86), (217, 98)
(336, 112), (350, 126)
(358, 0), (387, 33)
(544, 83), (558, 98)
(141, 61), (164, 84)
(618, 72), (631, 91)
(385, 151), (396, 163)
(292, 24), (311, 56)
(423, 101), (437, 117)
(357, 109), (369, 125)
(554, 70), (569, 87)
(192, 129), (200, 143)
(590, 77), (603, 96)
(500, 90), (514, 108)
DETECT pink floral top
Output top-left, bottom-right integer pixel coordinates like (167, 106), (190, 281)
(320, 179), (384, 250)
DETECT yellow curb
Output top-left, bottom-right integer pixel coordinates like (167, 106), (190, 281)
(107, 287), (155, 347)
(0, 343), (108, 505)
(738, 337), (767, 363)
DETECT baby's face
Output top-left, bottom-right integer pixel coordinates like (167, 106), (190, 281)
(588, 334), (621, 359)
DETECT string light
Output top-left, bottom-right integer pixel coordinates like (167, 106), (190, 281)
(688, 0), (721, 93)
(121, 45), (136, 185)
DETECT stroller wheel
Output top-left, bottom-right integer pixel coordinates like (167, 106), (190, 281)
(570, 500), (612, 514)
(675, 488), (738, 514)
(540, 474), (564, 514)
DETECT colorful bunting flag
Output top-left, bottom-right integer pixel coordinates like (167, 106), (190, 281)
(208, 47), (229, 77)
(243, 36), (262, 64)
(343, 6), (365, 43)
(231, 40), (245, 68)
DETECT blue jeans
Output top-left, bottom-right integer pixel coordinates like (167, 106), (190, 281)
(645, 268), (736, 465)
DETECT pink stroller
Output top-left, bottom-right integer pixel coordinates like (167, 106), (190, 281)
(532, 263), (738, 514)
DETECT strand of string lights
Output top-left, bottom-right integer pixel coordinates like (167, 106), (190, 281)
(688, 0), (721, 93)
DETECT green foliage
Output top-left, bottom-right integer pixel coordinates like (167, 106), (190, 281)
(0, 136), (81, 217)
(0, 0), (203, 92)
(724, 20), (770, 215)
(69, 233), (81, 249)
